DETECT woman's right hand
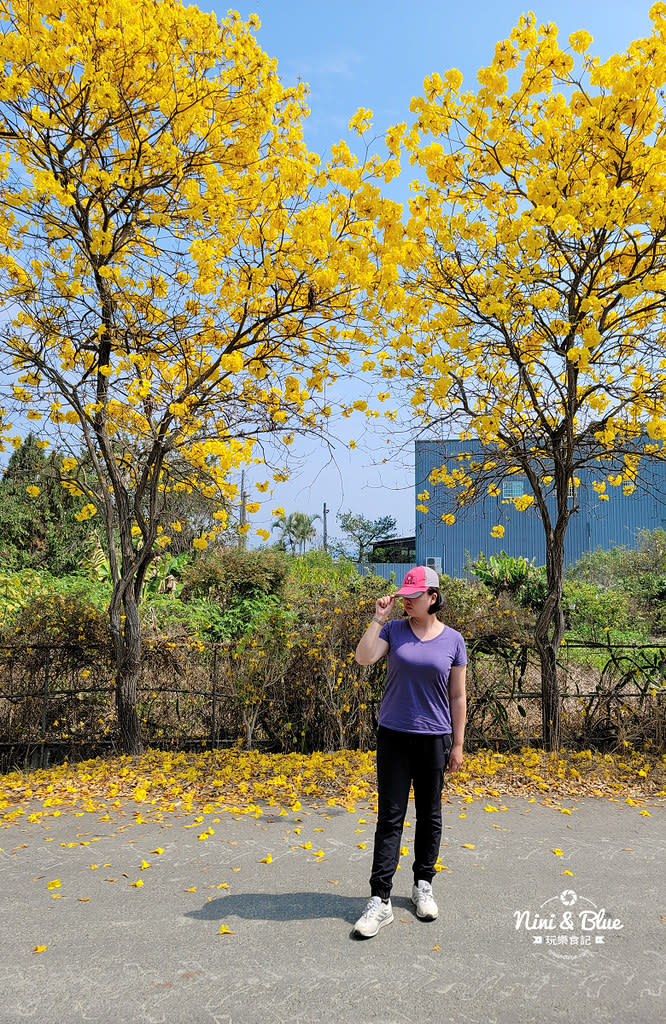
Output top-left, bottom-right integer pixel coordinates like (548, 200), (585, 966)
(375, 594), (395, 621)
(355, 595), (393, 665)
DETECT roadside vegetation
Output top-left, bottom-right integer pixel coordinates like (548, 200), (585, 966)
(0, 522), (664, 762)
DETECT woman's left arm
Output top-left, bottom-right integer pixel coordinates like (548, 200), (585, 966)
(447, 665), (467, 772)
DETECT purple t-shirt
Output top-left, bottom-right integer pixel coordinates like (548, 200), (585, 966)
(378, 618), (467, 734)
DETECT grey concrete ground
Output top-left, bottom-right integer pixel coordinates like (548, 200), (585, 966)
(0, 794), (664, 1024)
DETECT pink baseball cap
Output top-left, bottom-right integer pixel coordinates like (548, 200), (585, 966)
(395, 565), (440, 596)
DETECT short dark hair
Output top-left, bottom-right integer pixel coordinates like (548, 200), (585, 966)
(427, 587), (444, 614)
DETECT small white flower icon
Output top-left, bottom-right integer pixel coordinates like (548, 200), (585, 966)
(560, 890), (578, 906)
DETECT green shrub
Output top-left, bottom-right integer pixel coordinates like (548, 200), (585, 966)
(470, 551), (547, 610)
(3, 590), (111, 662)
(141, 595), (229, 641)
(51, 573), (112, 611)
(285, 549), (359, 589)
(0, 568), (55, 618)
(179, 546), (289, 605)
(567, 530), (666, 630)
(562, 579), (632, 641)
(439, 575), (535, 645)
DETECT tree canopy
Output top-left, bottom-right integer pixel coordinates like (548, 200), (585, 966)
(375, 8), (666, 746)
(0, 433), (89, 573)
(0, 0), (398, 751)
(336, 510), (397, 562)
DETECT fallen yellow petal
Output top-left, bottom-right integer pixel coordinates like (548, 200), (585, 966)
(33, 945), (47, 954)
(150, 848), (164, 855)
(218, 924), (234, 934)
(462, 844), (475, 850)
(140, 860), (151, 870)
(129, 879), (143, 888)
(552, 848), (564, 856)
(259, 854), (272, 864)
(47, 879), (61, 890)
(183, 887), (197, 892)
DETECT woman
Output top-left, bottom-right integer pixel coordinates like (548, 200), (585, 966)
(352, 565), (467, 938)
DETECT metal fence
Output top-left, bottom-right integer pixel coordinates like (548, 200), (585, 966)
(462, 636), (666, 751)
(0, 641), (243, 770)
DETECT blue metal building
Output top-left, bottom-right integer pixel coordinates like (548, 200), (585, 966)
(415, 439), (666, 578)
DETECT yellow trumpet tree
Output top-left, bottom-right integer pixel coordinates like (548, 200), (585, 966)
(0, 0), (398, 752)
(383, 8), (666, 748)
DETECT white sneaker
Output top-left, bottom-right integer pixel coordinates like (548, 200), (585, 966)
(353, 896), (394, 937)
(411, 880), (438, 920)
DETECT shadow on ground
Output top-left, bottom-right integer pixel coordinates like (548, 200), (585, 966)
(185, 892), (414, 926)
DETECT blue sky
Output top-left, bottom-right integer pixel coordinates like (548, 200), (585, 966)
(201, 0), (658, 543)
(233, 1), (654, 160)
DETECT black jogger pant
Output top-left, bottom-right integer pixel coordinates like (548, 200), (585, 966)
(369, 725), (452, 900)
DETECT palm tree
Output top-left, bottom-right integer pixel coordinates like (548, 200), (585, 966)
(271, 513), (298, 554)
(271, 511), (320, 555)
(291, 511), (321, 555)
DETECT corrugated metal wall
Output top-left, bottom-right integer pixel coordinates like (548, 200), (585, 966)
(415, 439), (666, 577)
(354, 562), (413, 582)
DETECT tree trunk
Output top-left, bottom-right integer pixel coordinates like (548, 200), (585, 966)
(109, 584), (144, 755)
(534, 520), (567, 751)
(536, 637), (561, 751)
(243, 703), (260, 750)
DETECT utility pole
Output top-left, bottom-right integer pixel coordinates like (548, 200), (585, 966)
(238, 470), (247, 550)
(322, 501), (328, 552)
